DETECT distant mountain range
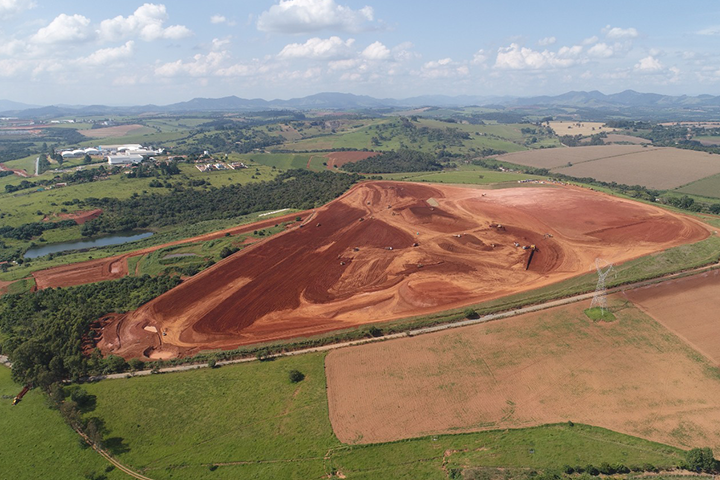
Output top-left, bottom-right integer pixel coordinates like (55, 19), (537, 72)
(2, 90), (720, 118)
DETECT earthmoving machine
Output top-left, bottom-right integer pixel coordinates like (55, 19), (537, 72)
(12, 385), (30, 406)
(525, 245), (537, 270)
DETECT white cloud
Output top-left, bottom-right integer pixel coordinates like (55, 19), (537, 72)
(697, 26), (720, 36)
(392, 41), (419, 62)
(81, 41), (134, 66)
(257, 0), (374, 34)
(98, 3), (192, 42)
(538, 36), (556, 46)
(361, 41), (389, 60)
(581, 36), (598, 45)
(421, 57), (469, 78)
(0, 0), (34, 19)
(155, 50), (228, 77)
(472, 49), (488, 65)
(32, 13), (92, 44)
(494, 43), (577, 70)
(210, 15), (226, 24)
(278, 36), (354, 59)
(603, 25), (639, 39)
(635, 55), (663, 72)
(588, 43), (614, 58)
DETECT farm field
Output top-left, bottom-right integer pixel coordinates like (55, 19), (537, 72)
(499, 145), (720, 189)
(626, 269), (720, 364)
(70, 352), (688, 479)
(80, 124), (153, 138)
(498, 145), (647, 169)
(0, 367), (125, 480)
(98, 181), (709, 360)
(676, 172), (720, 199)
(549, 121), (615, 136)
(554, 148), (720, 189)
(326, 299), (720, 450)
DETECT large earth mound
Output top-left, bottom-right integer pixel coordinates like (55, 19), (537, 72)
(98, 181), (709, 359)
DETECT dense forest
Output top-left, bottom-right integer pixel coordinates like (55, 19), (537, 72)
(341, 149), (442, 173)
(0, 275), (182, 385)
(81, 169), (361, 235)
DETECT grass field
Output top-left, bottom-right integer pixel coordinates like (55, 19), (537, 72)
(379, 165), (547, 184)
(0, 367), (125, 480)
(676, 173), (720, 199)
(78, 352), (687, 479)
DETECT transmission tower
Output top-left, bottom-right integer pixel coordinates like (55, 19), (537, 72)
(590, 258), (614, 314)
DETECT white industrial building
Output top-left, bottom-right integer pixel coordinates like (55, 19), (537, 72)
(106, 154), (144, 165)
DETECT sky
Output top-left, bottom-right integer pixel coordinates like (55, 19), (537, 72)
(2, 0), (720, 105)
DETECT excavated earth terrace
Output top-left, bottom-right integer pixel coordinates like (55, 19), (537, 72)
(96, 181), (710, 360)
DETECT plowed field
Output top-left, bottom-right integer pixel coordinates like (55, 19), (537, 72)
(326, 301), (720, 450)
(324, 151), (378, 169)
(626, 269), (720, 364)
(97, 181), (709, 359)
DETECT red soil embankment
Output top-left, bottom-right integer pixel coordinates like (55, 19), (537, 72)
(97, 181), (710, 360)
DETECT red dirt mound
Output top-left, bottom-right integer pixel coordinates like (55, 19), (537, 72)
(97, 181), (710, 360)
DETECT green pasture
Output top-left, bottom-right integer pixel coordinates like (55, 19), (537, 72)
(676, 173), (720, 199)
(0, 367), (124, 480)
(2, 154), (37, 174)
(76, 351), (685, 479)
(380, 165), (546, 184)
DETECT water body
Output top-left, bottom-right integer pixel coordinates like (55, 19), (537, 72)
(25, 231), (153, 259)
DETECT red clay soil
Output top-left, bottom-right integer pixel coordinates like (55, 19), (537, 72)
(0, 162), (29, 177)
(325, 151), (378, 169)
(43, 209), (103, 225)
(0, 279), (13, 295)
(32, 211), (307, 290)
(625, 269), (720, 365)
(96, 181), (710, 360)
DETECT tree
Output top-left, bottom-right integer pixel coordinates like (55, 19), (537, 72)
(686, 448), (718, 473)
(464, 308), (478, 319)
(288, 369), (305, 383)
(83, 154), (92, 165)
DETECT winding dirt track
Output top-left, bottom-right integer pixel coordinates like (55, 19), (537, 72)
(31, 211), (307, 290)
(97, 181), (709, 360)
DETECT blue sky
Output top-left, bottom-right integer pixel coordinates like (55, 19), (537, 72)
(3, 0), (720, 105)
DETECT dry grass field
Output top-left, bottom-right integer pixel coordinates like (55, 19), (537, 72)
(326, 300), (720, 451)
(498, 145), (646, 169)
(549, 121), (615, 136)
(80, 124), (150, 138)
(554, 148), (720, 189)
(499, 145), (720, 189)
(626, 269), (720, 364)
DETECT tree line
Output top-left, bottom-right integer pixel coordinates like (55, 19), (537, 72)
(0, 274), (182, 386)
(81, 169), (360, 236)
(341, 149), (443, 173)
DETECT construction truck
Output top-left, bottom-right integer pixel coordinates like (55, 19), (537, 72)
(12, 385), (30, 406)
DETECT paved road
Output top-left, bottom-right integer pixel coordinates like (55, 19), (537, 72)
(86, 261), (719, 382)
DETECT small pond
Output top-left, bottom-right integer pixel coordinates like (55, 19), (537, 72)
(24, 231), (153, 259)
